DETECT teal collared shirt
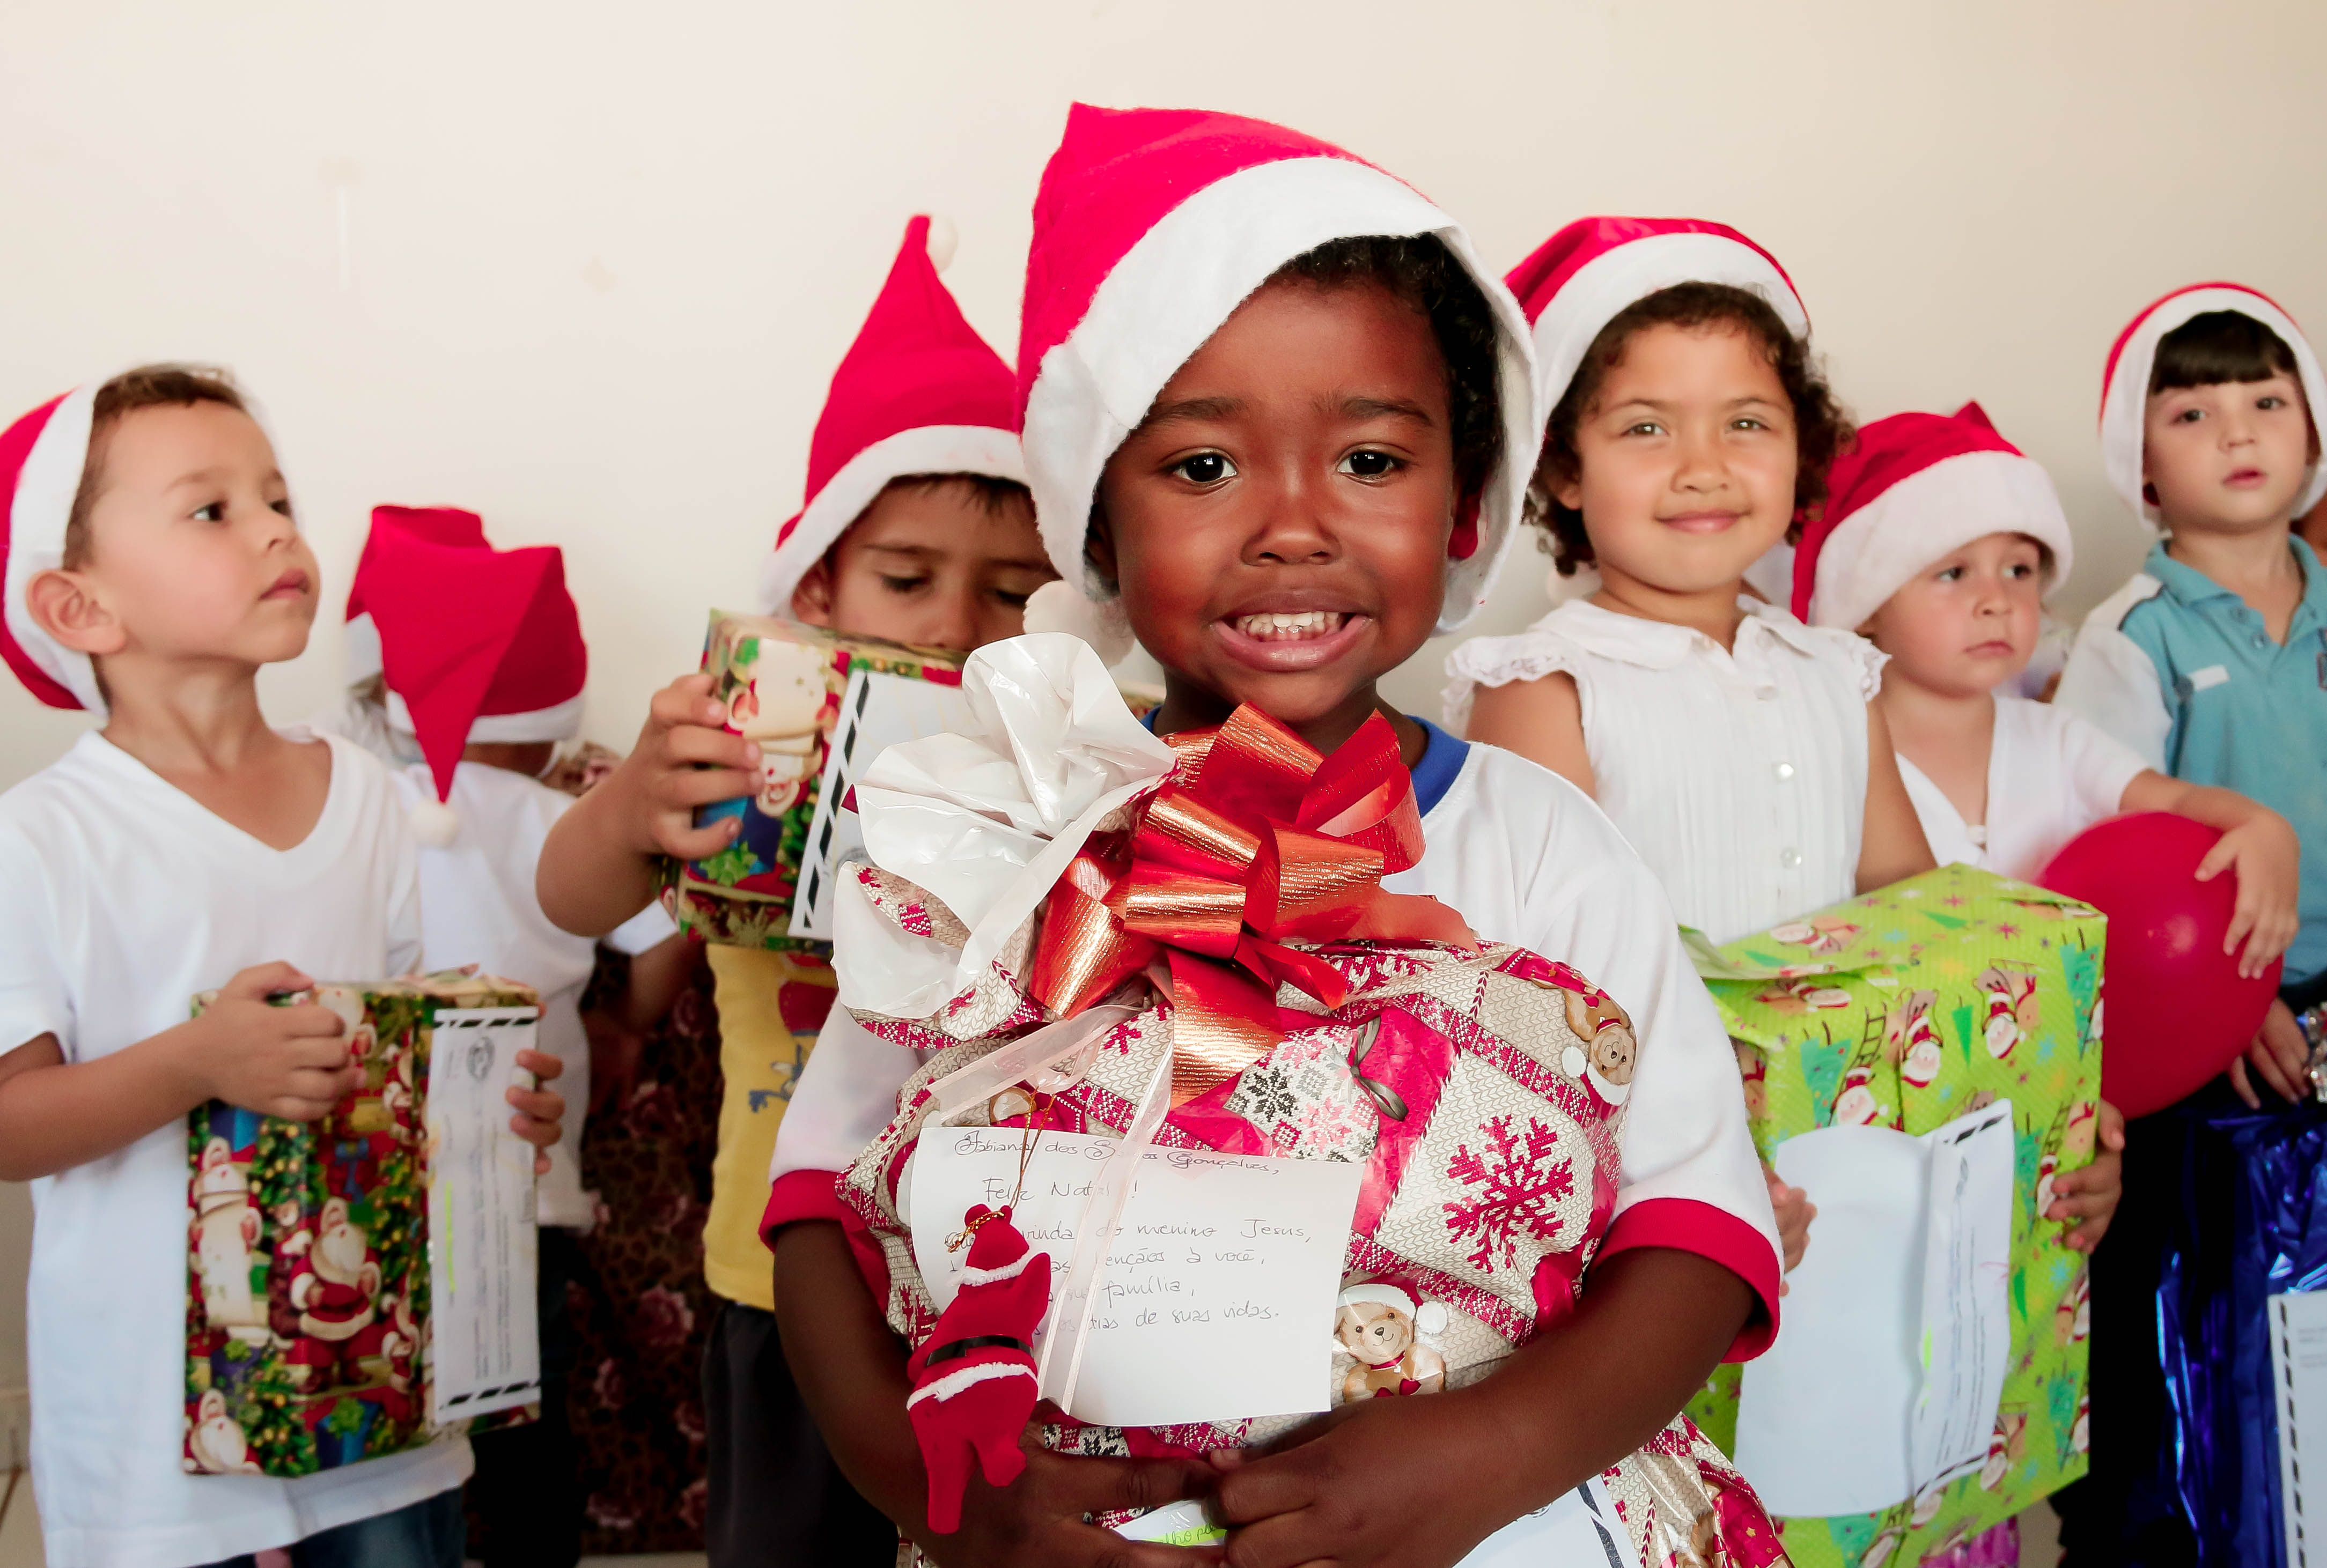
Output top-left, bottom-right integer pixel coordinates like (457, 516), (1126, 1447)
(2056, 537), (2327, 982)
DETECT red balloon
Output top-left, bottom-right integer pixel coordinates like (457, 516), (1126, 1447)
(2037, 812), (2281, 1118)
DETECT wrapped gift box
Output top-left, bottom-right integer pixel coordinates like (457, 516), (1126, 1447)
(183, 972), (538, 1478)
(1683, 864), (2104, 1567)
(662, 612), (967, 950)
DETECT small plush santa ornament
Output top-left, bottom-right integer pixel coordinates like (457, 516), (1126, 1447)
(0, 382), (119, 713)
(2099, 282), (2327, 531)
(1503, 217), (1810, 605)
(905, 1204), (1051, 1533)
(1011, 103), (1540, 661)
(1791, 402), (2075, 633)
(347, 506), (587, 846)
(760, 215), (1026, 619)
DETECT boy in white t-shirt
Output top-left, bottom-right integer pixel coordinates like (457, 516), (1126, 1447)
(0, 366), (566, 1568)
(322, 504), (688, 1567)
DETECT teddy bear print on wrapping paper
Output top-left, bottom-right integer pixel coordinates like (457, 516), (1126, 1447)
(820, 635), (1789, 1568)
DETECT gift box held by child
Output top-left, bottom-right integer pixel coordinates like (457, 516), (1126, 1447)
(0, 367), (563, 1568)
(532, 217), (1052, 1565)
(2049, 286), (2327, 1559)
(762, 104), (1786, 1567)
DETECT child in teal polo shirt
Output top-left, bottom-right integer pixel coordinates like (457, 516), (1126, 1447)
(2053, 284), (2327, 1559)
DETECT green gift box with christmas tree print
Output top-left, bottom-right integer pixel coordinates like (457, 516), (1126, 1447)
(185, 971), (539, 1478)
(1682, 864), (2104, 1568)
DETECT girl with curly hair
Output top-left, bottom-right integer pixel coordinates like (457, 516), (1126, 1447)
(1449, 217), (1933, 948)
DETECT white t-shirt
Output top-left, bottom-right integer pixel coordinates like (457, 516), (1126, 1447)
(1896, 695), (2149, 882)
(1446, 597), (1886, 945)
(0, 731), (471, 1568)
(771, 736), (1783, 1330)
(389, 762), (678, 1229)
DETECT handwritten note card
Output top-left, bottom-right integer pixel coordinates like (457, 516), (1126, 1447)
(909, 1127), (1361, 1428)
(426, 1007), (542, 1427)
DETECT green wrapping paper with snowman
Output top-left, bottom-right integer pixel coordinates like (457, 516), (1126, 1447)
(1681, 864), (2104, 1567)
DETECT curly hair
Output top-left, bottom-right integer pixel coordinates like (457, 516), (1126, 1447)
(1087, 234), (1505, 588)
(1530, 283), (1853, 577)
(1270, 234), (1506, 511)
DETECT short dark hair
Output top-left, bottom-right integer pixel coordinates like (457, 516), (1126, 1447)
(1531, 282), (1853, 576)
(882, 471), (1033, 519)
(1271, 234), (1506, 510)
(2150, 310), (2301, 394)
(1082, 233), (1506, 591)
(65, 364), (248, 568)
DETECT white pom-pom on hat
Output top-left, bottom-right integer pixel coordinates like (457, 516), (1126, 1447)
(1022, 579), (1135, 668)
(408, 797), (462, 848)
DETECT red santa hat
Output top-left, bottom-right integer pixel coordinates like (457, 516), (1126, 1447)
(1793, 403), (2073, 631)
(2100, 282), (2327, 529)
(341, 504), (489, 688)
(1012, 103), (1539, 659)
(759, 216), (1025, 617)
(1505, 217), (1809, 418)
(0, 383), (109, 714)
(349, 507), (587, 841)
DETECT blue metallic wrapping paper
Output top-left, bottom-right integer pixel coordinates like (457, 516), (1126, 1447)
(2157, 1101), (2327, 1567)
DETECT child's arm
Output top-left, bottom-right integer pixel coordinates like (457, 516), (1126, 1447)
(770, 1220), (1214, 1566)
(1463, 673), (1597, 797)
(2118, 771), (2301, 979)
(536, 675), (760, 938)
(1210, 1248), (1751, 1564)
(1858, 701), (1937, 892)
(0, 961), (355, 1181)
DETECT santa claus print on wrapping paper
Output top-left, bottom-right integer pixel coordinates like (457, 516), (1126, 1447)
(192, 1137), (266, 1334)
(1976, 963), (2041, 1060)
(1886, 989), (1942, 1090)
(724, 635), (842, 817)
(1334, 1279), (1449, 1401)
(1768, 914), (1864, 959)
(285, 1196), (386, 1389)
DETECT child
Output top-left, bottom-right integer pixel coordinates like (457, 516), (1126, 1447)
(1449, 216), (1935, 943)
(2057, 284), (2327, 1099)
(0, 366), (565, 1568)
(2049, 286), (2327, 1559)
(533, 216), (1047, 1566)
(1794, 401), (2307, 1253)
(756, 105), (1784, 1565)
(331, 504), (691, 1567)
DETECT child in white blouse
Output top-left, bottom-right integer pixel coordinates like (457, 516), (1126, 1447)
(1449, 220), (1934, 1273)
(1450, 219), (1934, 951)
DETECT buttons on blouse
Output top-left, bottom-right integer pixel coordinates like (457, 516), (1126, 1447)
(1779, 848), (1803, 869)
(1773, 761), (1796, 781)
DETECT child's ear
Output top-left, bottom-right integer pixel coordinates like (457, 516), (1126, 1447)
(1550, 471), (1584, 515)
(24, 567), (127, 657)
(1083, 512), (1120, 593)
(789, 559), (836, 628)
(1447, 492), (1481, 560)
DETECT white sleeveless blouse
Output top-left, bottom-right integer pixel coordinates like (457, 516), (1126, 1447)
(1446, 597), (1885, 944)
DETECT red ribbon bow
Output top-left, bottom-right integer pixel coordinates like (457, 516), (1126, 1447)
(1026, 706), (1476, 1105)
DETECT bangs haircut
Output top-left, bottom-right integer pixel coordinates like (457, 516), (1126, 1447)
(1530, 282), (1853, 578)
(64, 364), (248, 569)
(2150, 310), (2300, 394)
(883, 471), (1033, 519)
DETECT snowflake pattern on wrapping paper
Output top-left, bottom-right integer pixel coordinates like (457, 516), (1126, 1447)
(1319, 943), (1437, 995)
(1442, 1114), (1573, 1271)
(1290, 1086), (1374, 1159)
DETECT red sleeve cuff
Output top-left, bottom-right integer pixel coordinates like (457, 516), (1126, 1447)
(760, 1167), (850, 1251)
(1599, 1196), (1781, 1362)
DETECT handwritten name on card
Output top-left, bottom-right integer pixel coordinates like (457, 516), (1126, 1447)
(909, 1127), (1361, 1428)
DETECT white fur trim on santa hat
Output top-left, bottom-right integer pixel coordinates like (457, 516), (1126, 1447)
(1336, 1281), (1450, 1335)
(3, 383), (104, 715)
(904, 1360), (1035, 1409)
(385, 689), (586, 744)
(1021, 578), (1133, 667)
(1531, 232), (1807, 415)
(1020, 156), (1539, 642)
(2101, 286), (2327, 531)
(1806, 450), (2074, 632)
(757, 424), (1027, 616)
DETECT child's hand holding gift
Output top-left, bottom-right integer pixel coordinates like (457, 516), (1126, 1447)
(187, 961), (360, 1120)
